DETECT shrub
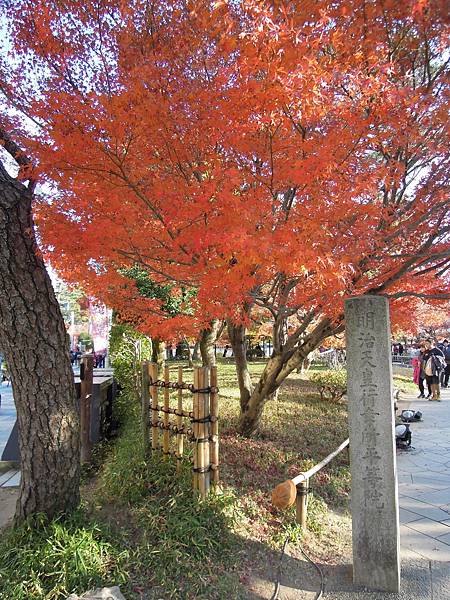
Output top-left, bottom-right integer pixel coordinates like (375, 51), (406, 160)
(310, 369), (347, 402)
(109, 323), (152, 402)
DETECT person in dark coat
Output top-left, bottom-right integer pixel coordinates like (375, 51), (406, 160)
(442, 340), (450, 388)
(423, 340), (445, 401)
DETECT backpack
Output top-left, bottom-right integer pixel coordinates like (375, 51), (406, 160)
(432, 354), (446, 373)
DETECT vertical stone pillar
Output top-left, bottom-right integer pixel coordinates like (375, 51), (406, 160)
(345, 296), (400, 593)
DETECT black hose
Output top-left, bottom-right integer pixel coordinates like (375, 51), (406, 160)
(270, 536), (289, 600)
(270, 535), (325, 600)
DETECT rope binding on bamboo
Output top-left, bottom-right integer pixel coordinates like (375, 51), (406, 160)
(149, 379), (219, 394)
(142, 362), (220, 497)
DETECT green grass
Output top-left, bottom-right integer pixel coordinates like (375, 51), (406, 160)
(0, 510), (129, 600)
(0, 359), (356, 599)
(393, 373), (418, 394)
(93, 392), (245, 599)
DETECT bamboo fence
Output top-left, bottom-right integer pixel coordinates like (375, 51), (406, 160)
(141, 361), (220, 497)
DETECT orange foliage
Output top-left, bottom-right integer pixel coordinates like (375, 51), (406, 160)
(1, 0), (448, 340)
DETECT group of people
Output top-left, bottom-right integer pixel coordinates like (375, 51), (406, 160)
(412, 339), (450, 401)
(70, 346), (107, 368)
(392, 342), (405, 356)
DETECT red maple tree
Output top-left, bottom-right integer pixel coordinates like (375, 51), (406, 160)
(2, 0), (448, 434)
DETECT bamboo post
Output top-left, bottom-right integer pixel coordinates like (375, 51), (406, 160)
(192, 367), (200, 491)
(177, 366), (184, 473)
(150, 362), (160, 451)
(197, 367), (211, 498)
(80, 354), (94, 463)
(210, 366), (219, 487)
(141, 361), (150, 455)
(296, 479), (309, 528)
(163, 365), (170, 456)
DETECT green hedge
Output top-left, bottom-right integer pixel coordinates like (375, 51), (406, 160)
(310, 369), (347, 402)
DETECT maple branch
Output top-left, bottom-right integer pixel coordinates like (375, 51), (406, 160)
(384, 292), (450, 300)
(368, 216), (447, 294)
(115, 249), (193, 286)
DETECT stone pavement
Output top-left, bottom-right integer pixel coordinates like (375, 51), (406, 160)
(397, 387), (450, 563)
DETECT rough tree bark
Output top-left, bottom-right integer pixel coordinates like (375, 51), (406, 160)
(199, 320), (224, 367)
(0, 145), (80, 522)
(238, 317), (340, 436)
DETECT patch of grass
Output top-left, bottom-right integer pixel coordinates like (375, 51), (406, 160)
(393, 374), (417, 394)
(1, 358), (355, 600)
(95, 395), (245, 599)
(0, 509), (129, 600)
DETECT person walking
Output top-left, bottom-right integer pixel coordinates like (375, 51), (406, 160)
(442, 340), (450, 388)
(413, 345), (430, 398)
(423, 339), (446, 401)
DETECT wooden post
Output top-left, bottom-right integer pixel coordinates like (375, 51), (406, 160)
(150, 362), (160, 451)
(197, 367), (211, 498)
(192, 367), (199, 491)
(80, 354), (94, 463)
(296, 479), (309, 528)
(177, 366), (184, 473)
(210, 366), (219, 487)
(163, 365), (170, 456)
(141, 361), (150, 455)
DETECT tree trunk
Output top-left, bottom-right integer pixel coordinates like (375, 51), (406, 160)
(227, 321), (253, 411)
(199, 320), (223, 367)
(238, 318), (339, 436)
(0, 163), (80, 522)
(238, 353), (285, 436)
(192, 340), (200, 361)
(151, 338), (165, 377)
(184, 338), (194, 368)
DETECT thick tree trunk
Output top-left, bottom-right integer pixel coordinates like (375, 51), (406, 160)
(238, 318), (338, 436)
(0, 165), (80, 522)
(227, 321), (253, 411)
(151, 338), (165, 377)
(199, 320), (223, 367)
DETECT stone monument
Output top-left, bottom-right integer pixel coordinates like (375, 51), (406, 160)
(345, 295), (400, 592)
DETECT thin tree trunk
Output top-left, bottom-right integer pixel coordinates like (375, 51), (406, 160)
(183, 337), (194, 368)
(192, 340), (200, 361)
(199, 320), (224, 367)
(0, 162), (80, 522)
(227, 321), (253, 411)
(238, 318), (339, 436)
(151, 338), (165, 377)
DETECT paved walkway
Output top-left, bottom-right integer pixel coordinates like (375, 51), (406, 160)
(397, 387), (450, 562)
